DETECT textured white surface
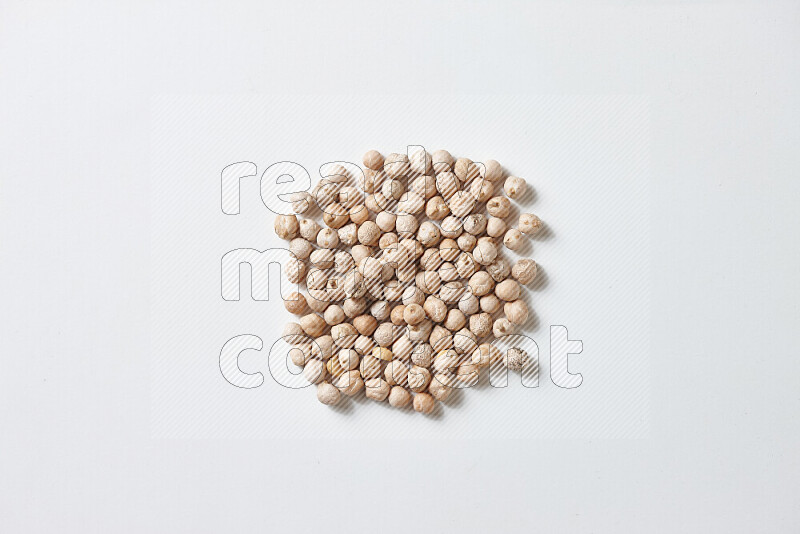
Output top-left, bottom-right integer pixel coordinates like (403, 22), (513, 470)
(1, 1), (799, 532)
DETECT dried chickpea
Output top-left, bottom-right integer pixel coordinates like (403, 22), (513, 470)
(404, 303), (426, 326)
(384, 359), (409, 386)
(440, 216), (463, 239)
(326, 355), (346, 378)
(390, 305), (407, 326)
(359, 354), (382, 379)
(373, 322), (396, 347)
(426, 196), (450, 220)
(503, 228), (524, 251)
(469, 312), (493, 338)
(354, 335), (375, 356)
(457, 234), (476, 252)
(309, 249), (335, 269)
(289, 238), (313, 260)
(274, 214), (299, 240)
(365, 378), (391, 401)
(482, 159), (504, 182)
(444, 309), (466, 332)
(284, 292), (307, 315)
(486, 257), (511, 282)
(453, 328), (478, 355)
(350, 204), (369, 225)
(298, 218), (321, 242)
(413, 393), (436, 414)
(455, 252), (477, 279)
(335, 370), (364, 396)
(358, 221), (380, 246)
(486, 217), (507, 238)
(363, 149), (384, 171)
(395, 214), (419, 237)
(473, 239), (497, 265)
(411, 343), (435, 368)
(411, 174), (437, 199)
(429, 373), (455, 401)
(438, 262), (458, 283)
(436, 172), (459, 200)
(382, 178), (405, 200)
(397, 191), (425, 215)
(518, 213), (543, 235)
(353, 314), (378, 336)
(416, 270), (442, 295)
(492, 317), (515, 338)
(504, 348), (529, 372)
(418, 221), (441, 247)
(379, 232), (398, 249)
(343, 297), (367, 318)
(375, 210), (396, 232)
(290, 191), (313, 215)
(486, 196), (511, 218)
(479, 294), (502, 314)
(300, 313), (326, 338)
(317, 228), (339, 249)
(449, 190), (477, 217)
(455, 363), (480, 387)
(303, 359), (326, 385)
(388, 386), (412, 408)
(372, 346), (394, 362)
(331, 323), (358, 348)
(350, 244), (372, 264)
(408, 319), (433, 344)
(454, 158), (479, 182)
(504, 176), (526, 199)
(512, 259), (538, 285)
(470, 178), (494, 202)
(429, 325), (454, 352)
(432, 149), (455, 174)
(468, 271), (495, 297)
(338, 348), (360, 371)
(472, 343), (501, 368)
(322, 202), (349, 229)
(317, 381), (341, 405)
(369, 300), (391, 321)
(504, 299), (529, 325)
(407, 366), (432, 392)
(439, 281), (466, 304)
(424, 295), (448, 323)
(495, 279), (521, 301)
(290, 346), (311, 367)
(458, 292), (480, 316)
(384, 153), (410, 178)
(463, 214), (487, 236)
(324, 304), (345, 326)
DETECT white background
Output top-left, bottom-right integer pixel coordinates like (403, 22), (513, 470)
(1, 1), (799, 532)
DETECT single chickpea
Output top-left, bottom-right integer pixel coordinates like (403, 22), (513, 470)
(411, 174), (437, 199)
(372, 346), (394, 362)
(334, 251), (355, 273)
(458, 292), (480, 316)
(472, 343), (501, 368)
(468, 271), (495, 296)
(309, 249), (335, 269)
(479, 294), (502, 314)
(504, 348), (529, 372)
(300, 313), (326, 337)
(354, 335), (375, 356)
(454, 158), (479, 182)
(486, 257), (511, 282)
(373, 323), (396, 347)
(290, 191), (313, 215)
(397, 191), (425, 215)
(381, 178), (405, 200)
(486, 196), (511, 218)
(365, 378), (391, 401)
(310, 335), (334, 360)
(463, 214), (487, 236)
(453, 328), (478, 355)
(384, 359), (409, 386)
(390, 304), (407, 326)
(289, 238), (313, 260)
(379, 232), (398, 249)
(424, 295), (448, 323)
(504, 176), (526, 199)
(331, 323), (358, 348)
(455, 363), (480, 387)
(511, 259), (538, 285)
(361, 168), (380, 194)
(470, 178), (494, 202)
(455, 253), (477, 278)
(418, 221), (441, 247)
(375, 210), (396, 232)
(404, 303), (426, 325)
(358, 221), (380, 246)
(335, 370), (364, 396)
(411, 343), (435, 368)
(429, 325), (454, 352)
(436, 172), (459, 200)
(370, 300), (391, 321)
(416, 270), (442, 295)
(413, 393), (436, 414)
(338, 186), (361, 210)
(326, 355), (346, 378)
(363, 150), (384, 171)
(440, 216), (464, 239)
(401, 286), (425, 307)
(290, 346), (311, 367)
(432, 149), (455, 174)
(353, 314), (378, 336)
(408, 319), (433, 344)
(429, 373), (455, 401)
(439, 281), (466, 304)
(486, 217), (507, 238)
(395, 214), (419, 237)
(426, 196), (450, 220)
(409, 149), (432, 175)
(337, 348), (360, 371)
(503, 228), (524, 251)
(284, 292), (307, 315)
(350, 204), (370, 225)
(407, 366), (432, 392)
(322, 202), (349, 229)
(518, 213), (543, 235)
(323, 304), (345, 326)
(444, 309), (466, 332)
(384, 153), (410, 178)
(359, 354), (382, 379)
(274, 214), (299, 240)
(457, 234), (477, 252)
(448, 190), (477, 217)
(298, 218), (321, 242)
(482, 159), (504, 182)
(343, 297), (367, 318)
(492, 317), (515, 338)
(495, 279), (521, 301)
(388, 386), (412, 408)
(504, 299), (529, 325)
(350, 244), (372, 264)
(438, 262), (458, 283)
(317, 228), (339, 249)
(316, 381), (341, 405)
(303, 359), (327, 384)
(432, 349), (460, 374)
(392, 334), (415, 360)
(469, 312), (493, 338)
(473, 239), (497, 265)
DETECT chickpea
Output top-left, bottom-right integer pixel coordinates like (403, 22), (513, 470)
(407, 366), (432, 392)
(503, 228), (524, 251)
(411, 343), (435, 368)
(303, 359), (326, 384)
(383, 153), (410, 178)
(518, 213), (543, 235)
(363, 149), (384, 171)
(350, 204), (369, 225)
(482, 159), (504, 182)
(289, 238), (313, 260)
(418, 221), (441, 247)
(384, 359), (409, 386)
(284, 292), (307, 315)
(408, 319), (432, 344)
(316, 228), (339, 249)
(511, 259), (538, 285)
(382, 178), (405, 200)
(298, 218), (321, 242)
(359, 354), (382, 379)
(373, 322), (396, 347)
(413, 393), (436, 414)
(331, 323), (358, 348)
(300, 313), (326, 337)
(458, 292), (480, 316)
(463, 214), (487, 236)
(473, 239), (497, 265)
(372, 346), (394, 362)
(426, 196), (450, 220)
(429, 325), (454, 352)
(439, 281), (466, 304)
(358, 221), (380, 246)
(342, 297), (367, 318)
(486, 257), (511, 282)
(290, 346), (311, 367)
(324, 304), (345, 326)
(472, 343), (501, 368)
(486, 217), (507, 238)
(504, 299), (529, 325)
(440, 216), (463, 239)
(290, 191), (313, 215)
(416, 270), (442, 295)
(398, 191), (425, 215)
(274, 214), (299, 239)
(365, 378), (391, 401)
(457, 234), (477, 252)
(322, 202), (349, 229)
(454, 158), (479, 182)
(390, 304), (407, 326)
(316, 381), (341, 405)
(503, 176), (526, 199)
(335, 370), (365, 396)
(429, 373), (455, 401)
(455, 363), (480, 387)
(424, 295), (448, 323)
(404, 303), (426, 325)
(453, 328), (478, 355)
(470, 178), (494, 203)
(431, 149), (455, 174)
(495, 279), (521, 301)
(411, 174), (437, 199)
(395, 214), (419, 237)
(354, 335), (375, 356)
(379, 232), (398, 249)
(350, 244), (372, 264)
(388, 386), (412, 408)
(448, 190), (477, 217)
(469, 312), (493, 338)
(353, 314), (378, 336)
(504, 348), (529, 372)
(486, 196), (511, 218)
(436, 172), (459, 200)
(326, 355), (346, 378)
(468, 271), (495, 296)
(479, 294), (502, 314)
(369, 300), (391, 321)
(375, 211), (396, 232)
(492, 317), (515, 338)
(285, 256), (307, 283)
